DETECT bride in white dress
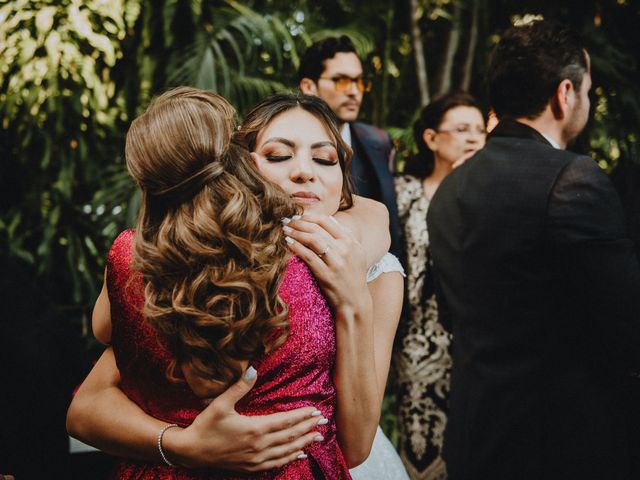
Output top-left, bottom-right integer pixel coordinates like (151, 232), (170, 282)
(350, 253), (410, 480)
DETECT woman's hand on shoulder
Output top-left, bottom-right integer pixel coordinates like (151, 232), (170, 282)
(165, 367), (326, 471)
(334, 195), (390, 267)
(282, 214), (371, 315)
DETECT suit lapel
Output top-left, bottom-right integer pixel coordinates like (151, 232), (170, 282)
(350, 122), (401, 256)
(351, 123), (390, 188)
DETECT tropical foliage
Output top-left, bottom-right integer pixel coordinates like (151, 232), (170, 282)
(0, 0), (130, 311)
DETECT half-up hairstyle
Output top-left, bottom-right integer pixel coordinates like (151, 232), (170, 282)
(236, 93), (354, 211)
(125, 86), (298, 394)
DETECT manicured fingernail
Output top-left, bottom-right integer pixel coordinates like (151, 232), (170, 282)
(313, 435), (324, 442)
(311, 410), (322, 417)
(329, 216), (339, 224)
(317, 418), (329, 425)
(281, 217), (291, 225)
(243, 366), (257, 381)
(297, 453), (308, 460)
(285, 236), (294, 245)
(283, 225), (293, 234)
(292, 214), (302, 221)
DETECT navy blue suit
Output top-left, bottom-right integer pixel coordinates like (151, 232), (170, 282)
(349, 122), (400, 256)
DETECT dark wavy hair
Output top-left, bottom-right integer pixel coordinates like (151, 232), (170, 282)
(489, 20), (588, 119)
(237, 92), (354, 211)
(297, 35), (358, 83)
(403, 91), (482, 179)
(125, 87), (298, 394)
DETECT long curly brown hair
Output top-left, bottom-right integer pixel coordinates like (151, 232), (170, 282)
(125, 87), (298, 394)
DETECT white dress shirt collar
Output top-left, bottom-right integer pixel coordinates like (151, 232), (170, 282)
(341, 123), (352, 147)
(540, 132), (561, 149)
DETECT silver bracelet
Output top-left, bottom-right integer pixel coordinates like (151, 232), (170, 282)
(157, 423), (180, 467)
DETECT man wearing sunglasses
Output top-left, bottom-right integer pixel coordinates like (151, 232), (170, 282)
(298, 36), (400, 256)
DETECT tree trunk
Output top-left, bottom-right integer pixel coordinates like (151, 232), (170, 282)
(460, 0), (480, 91)
(378, 7), (394, 127)
(410, 0), (429, 106)
(435, 0), (462, 95)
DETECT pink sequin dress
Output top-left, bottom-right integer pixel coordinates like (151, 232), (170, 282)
(106, 230), (350, 479)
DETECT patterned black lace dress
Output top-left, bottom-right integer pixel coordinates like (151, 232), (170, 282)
(394, 175), (452, 480)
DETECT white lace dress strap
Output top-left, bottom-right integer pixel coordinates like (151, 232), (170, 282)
(366, 252), (406, 283)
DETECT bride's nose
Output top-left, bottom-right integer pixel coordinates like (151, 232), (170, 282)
(290, 152), (315, 183)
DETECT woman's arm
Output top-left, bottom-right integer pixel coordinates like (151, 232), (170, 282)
(92, 269), (112, 345)
(367, 271), (403, 403)
(67, 348), (326, 470)
(338, 196), (403, 401)
(67, 347), (163, 460)
(283, 215), (384, 467)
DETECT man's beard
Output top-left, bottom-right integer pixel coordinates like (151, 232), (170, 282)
(564, 96), (589, 145)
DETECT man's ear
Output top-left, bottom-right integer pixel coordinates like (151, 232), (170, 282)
(422, 128), (438, 152)
(250, 151), (260, 167)
(552, 79), (574, 119)
(299, 78), (318, 95)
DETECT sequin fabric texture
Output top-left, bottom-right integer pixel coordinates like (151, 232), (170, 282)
(106, 229), (350, 479)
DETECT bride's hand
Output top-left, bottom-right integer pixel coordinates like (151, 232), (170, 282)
(284, 215), (379, 465)
(282, 214), (370, 313)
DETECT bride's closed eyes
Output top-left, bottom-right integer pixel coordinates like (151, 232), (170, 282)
(260, 140), (339, 166)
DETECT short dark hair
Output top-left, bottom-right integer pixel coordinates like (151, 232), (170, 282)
(488, 20), (588, 119)
(404, 92), (482, 179)
(297, 35), (358, 83)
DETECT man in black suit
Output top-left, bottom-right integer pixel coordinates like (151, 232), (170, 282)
(298, 36), (400, 255)
(428, 21), (640, 479)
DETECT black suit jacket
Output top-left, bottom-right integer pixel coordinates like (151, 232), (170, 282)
(427, 119), (640, 480)
(350, 122), (400, 256)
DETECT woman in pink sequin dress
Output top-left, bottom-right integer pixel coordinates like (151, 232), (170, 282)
(68, 90), (403, 479)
